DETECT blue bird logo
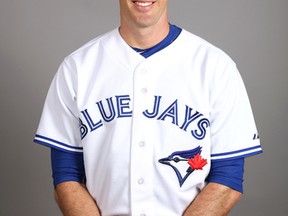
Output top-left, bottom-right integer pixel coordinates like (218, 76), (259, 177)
(158, 146), (206, 187)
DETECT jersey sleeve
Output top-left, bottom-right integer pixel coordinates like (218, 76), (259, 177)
(34, 58), (83, 153)
(209, 59), (262, 161)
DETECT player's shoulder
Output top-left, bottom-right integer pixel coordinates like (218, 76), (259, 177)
(178, 29), (223, 53)
(64, 28), (119, 61)
(177, 28), (235, 65)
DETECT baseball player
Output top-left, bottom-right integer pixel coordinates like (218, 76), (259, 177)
(34, 1), (262, 215)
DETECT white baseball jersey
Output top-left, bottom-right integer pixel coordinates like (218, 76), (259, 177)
(34, 28), (262, 216)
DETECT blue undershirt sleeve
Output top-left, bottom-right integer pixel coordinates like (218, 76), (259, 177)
(206, 158), (245, 193)
(50, 148), (86, 187)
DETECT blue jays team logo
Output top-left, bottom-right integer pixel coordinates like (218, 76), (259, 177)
(158, 146), (208, 187)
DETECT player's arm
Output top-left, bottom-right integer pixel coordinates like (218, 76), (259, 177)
(183, 158), (244, 215)
(51, 148), (101, 216)
(183, 182), (241, 216)
(54, 181), (101, 216)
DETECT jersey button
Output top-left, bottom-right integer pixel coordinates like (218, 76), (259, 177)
(141, 88), (147, 93)
(138, 178), (144, 185)
(139, 141), (145, 147)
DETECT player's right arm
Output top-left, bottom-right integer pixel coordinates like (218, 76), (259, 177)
(54, 181), (101, 216)
(51, 148), (101, 216)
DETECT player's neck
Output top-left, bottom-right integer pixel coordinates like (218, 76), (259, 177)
(119, 21), (170, 49)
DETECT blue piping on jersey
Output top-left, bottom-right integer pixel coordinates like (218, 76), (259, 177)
(211, 145), (262, 157)
(211, 145), (262, 161)
(34, 134), (83, 152)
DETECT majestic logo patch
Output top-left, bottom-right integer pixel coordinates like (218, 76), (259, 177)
(158, 146), (207, 187)
(253, 133), (260, 140)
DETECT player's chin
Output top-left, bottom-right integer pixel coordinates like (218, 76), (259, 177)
(133, 16), (158, 28)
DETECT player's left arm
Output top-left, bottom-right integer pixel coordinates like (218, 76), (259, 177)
(183, 182), (242, 216)
(183, 157), (244, 215)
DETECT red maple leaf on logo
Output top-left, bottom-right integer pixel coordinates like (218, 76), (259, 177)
(187, 154), (208, 170)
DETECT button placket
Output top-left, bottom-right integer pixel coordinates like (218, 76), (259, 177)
(130, 63), (153, 215)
